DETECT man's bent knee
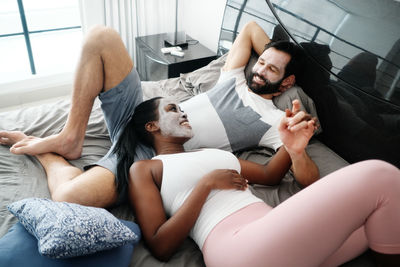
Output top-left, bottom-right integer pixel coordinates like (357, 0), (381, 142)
(84, 25), (124, 53)
(51, 181), (118, 208)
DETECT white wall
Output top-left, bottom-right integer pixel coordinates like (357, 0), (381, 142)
(133, 0), (226, 52)
(180, 0), (227, 52)
(0, 73), (74, 110)
(132, 0), (226, 52)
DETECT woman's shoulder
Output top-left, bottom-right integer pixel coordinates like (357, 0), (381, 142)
(130, 159), (162, 176)
(130, 159), (164, 187)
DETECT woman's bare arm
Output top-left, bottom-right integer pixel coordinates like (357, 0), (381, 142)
(239, 146), (291, 186)
(239, 144), (319, 188)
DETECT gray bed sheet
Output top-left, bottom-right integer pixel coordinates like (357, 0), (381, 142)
(0, 56), (373, 266)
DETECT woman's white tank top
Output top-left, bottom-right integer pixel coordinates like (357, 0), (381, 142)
(153, 148), (262, 249)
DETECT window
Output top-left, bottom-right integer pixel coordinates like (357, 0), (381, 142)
(0, 0), (82, 83)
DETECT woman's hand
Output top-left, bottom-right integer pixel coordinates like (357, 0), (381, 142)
(201, 169), (248, 191)
(278, 100), (318, 156)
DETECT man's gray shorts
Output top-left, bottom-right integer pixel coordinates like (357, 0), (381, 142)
(84, 69), (154, 200)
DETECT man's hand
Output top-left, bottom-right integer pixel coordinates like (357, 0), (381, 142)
(279, 99), (318, 156)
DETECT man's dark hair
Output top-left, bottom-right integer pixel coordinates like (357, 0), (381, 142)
(263, 40), (303, 78)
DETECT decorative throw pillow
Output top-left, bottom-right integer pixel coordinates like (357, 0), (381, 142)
(7, 198), (140, 259)
(0, 221), (140, 267)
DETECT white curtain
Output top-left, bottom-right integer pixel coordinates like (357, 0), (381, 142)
(135, 0), (177, 37)
(80, 0), (178, 64)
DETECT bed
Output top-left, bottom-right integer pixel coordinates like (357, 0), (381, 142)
(2, 0), (397, 266)
(0, 57), (374, 267)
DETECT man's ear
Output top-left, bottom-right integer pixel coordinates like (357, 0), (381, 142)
(145, 121), (159, 133)
(280, 74), (296, 92)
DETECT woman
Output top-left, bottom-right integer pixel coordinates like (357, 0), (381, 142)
(114, 97), (400, 267)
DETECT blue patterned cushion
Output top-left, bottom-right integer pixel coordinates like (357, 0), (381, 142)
(7, 198), (140, 259)
(0, 221), (140, 266)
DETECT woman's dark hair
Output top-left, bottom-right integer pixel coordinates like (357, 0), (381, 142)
(263, 40), (303, 78)
(113, 96), (162, 196)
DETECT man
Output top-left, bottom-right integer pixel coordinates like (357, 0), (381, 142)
(0, 21), (319, 207)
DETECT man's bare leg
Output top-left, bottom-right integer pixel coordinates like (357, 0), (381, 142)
(1, 131), (117, 207)
(8, 25), (133, 160)
(39, 155), (117, 207)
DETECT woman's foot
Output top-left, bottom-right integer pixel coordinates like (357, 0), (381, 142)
(0, 130), (83, 160)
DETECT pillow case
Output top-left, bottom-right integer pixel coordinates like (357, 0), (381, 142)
(7, 198), (140, 258)
(0, 221), (140, 267)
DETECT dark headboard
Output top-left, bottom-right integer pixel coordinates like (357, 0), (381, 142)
(217, 0), (400, 168)
(217, 0), (276, 56)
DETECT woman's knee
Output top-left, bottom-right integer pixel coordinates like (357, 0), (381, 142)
(354, 160), (400, 187)
(363, 160), (398, 176)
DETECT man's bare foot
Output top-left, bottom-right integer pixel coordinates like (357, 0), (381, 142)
(0, 130), (84, 160)
(0, 131), (28, 146)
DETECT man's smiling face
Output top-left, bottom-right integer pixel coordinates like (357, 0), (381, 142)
(247, 47), (291, 95)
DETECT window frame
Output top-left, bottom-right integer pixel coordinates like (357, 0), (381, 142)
(0, 0), (82, 76)
(0, 0), (94, 109)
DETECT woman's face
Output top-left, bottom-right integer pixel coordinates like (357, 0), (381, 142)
(157, 98), (194, 139)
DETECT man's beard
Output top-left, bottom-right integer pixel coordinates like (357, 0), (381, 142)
(246, 72), (283, 95)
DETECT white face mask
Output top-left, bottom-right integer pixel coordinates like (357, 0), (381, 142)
(157, 98), (193, 139)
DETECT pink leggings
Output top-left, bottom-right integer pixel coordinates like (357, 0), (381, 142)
(202, 160), (400, 267)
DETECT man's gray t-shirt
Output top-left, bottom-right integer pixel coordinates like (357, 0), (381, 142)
(181, 67), (284, 152)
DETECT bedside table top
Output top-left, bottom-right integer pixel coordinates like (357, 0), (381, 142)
(136, 33), (217, 64)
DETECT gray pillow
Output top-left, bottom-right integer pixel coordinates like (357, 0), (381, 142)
(7, 198), (140, 259)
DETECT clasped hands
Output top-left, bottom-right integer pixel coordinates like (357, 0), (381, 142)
(278, 99), (319, 156)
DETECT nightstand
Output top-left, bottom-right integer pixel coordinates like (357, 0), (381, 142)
(135, 33), (217, 81)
